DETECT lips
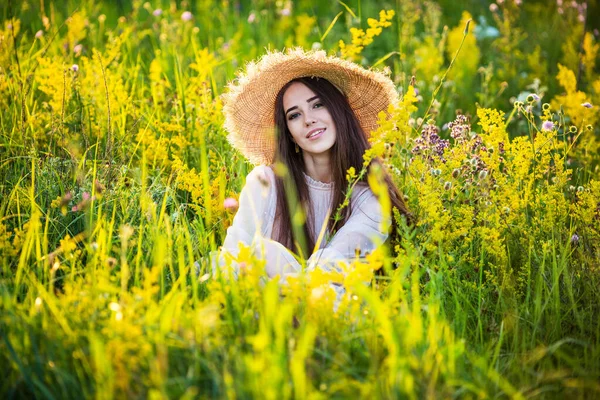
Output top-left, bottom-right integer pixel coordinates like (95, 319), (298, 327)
(306, 128), (326, 139)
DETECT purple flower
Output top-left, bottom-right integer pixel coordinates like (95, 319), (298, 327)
(448, 114), (471, 143)
(541, 120), (554, 131)
(181, 11), (193, 21)
(571, 233), (579, 245)
(71, 64), (79, 72)
(412, 124), (450, 162)
(153, 9), (163, 16)
(581, 102), (593, 108)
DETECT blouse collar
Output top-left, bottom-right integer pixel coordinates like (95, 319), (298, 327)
(303, 172), (334, 190)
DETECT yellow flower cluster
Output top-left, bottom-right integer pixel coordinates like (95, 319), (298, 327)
(339, 10), (395, 60)
(551, 64), (598, 127)
(581, 32), (599, 85)
(414, 36), (444, 83)
(365, 85), (419, 165)
(286, 14), (317, 49)
(66, 11), (88, 47)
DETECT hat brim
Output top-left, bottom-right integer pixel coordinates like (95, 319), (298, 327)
(223, 48), (399, 165)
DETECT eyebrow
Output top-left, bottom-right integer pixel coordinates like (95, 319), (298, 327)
(285, 95), (320, 116)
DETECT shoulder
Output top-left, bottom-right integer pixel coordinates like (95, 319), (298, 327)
(351, 182), (375, 205)
(244, 165), (276, 188)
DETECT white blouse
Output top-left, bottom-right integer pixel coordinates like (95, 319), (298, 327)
(219, 165), (390, 282)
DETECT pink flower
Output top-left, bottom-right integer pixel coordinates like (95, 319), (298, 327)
(514, 0), (521, 5)
(247, 12), (256, 23)
(223, 197), (239, 212)
(35, 30), (44, 39)
(281, 8), (291, 16)
(73, 44), (83, 55)
(181, 11), (193, 21)
(489, 3), (499, 12)
(153, 8), (162, 16)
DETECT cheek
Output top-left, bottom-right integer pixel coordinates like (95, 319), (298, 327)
(286, 121), (303, 140)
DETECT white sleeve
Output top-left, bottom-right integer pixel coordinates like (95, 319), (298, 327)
(219, 165), (302, 279)
(306, 187), (390, 273)
(222, 165), (272, 251)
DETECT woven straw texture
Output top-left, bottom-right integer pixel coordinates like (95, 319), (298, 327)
(222, 48), (399, 165)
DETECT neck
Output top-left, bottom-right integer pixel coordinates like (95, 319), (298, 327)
(302, 152), (332, 183)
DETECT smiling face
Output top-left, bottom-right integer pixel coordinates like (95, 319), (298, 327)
(282, 82), (337, 158)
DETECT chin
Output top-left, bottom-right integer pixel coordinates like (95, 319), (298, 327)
(305, 142), (335, 156)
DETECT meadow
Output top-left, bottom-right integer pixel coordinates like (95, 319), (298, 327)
(1, 0), (600, 398)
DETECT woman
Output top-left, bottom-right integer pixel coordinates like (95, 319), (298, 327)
(219, 48), (411, 283)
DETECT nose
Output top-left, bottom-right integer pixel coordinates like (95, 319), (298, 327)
(304, 115), (316, 127)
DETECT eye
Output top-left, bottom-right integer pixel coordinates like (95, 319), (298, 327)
(287, 112), (300, 121)
(313, 102), (324, 109)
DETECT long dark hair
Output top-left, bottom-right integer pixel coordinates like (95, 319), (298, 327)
(272, 76), (411, 257)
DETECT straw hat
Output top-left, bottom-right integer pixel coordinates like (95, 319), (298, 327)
(222, 48), (399, 165)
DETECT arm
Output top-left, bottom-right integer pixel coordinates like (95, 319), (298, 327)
(307, 186), (390, 273)
(222, 165), (272, 251)
(219, 166), (302, 279)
